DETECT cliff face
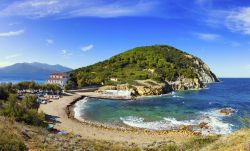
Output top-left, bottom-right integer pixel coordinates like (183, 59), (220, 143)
(189, 55), (219, 83)
(70, 45), (219, 96)
(167, 55), (219, 91)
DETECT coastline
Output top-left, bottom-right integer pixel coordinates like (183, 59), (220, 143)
(68, 94), (235, 135)
(39, 91), (198, 145)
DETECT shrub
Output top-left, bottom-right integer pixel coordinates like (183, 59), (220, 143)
(0, 94), (46, 127)
(21, 95), (39, 109)
(20, 109), (46, 126)
(0, 87), (10, 100)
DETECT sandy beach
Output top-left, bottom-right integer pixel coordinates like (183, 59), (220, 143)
(38, 91), (196, 145)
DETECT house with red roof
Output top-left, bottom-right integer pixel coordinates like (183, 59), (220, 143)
(46, 72), (69, 87)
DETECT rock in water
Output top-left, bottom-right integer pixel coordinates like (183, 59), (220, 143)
(219, 108), (236, 116)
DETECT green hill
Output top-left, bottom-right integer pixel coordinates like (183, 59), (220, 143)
(68, 45), (218, 94)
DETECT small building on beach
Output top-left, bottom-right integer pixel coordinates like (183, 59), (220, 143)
(110, 77), (118, 82)
(46, 72), (69, 87)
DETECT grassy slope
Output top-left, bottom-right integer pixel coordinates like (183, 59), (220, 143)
(202, 129), (250, 151)
(0, 117), (141, 151)
(1, 117), (249, 151)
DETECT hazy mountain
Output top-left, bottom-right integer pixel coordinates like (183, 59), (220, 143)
(0, 62), (72, 80)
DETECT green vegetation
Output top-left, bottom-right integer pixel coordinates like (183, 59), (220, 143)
(0, 127), (26, 151)
(0, 94), (46, 126)
(0, 83), (15, 100)
(0, 117), (222, 151)
(140, 136), (219, 151)
(0, 111), (249, 150)
(0, 81), (61, 97)
(0, 80), (248, 151)
(16, 81), (62, 92)
(0, 82), (57, 127)
(69, 45), (215, 87)
(181, 135), (219, 150)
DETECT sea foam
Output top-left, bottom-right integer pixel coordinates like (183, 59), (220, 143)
(74, 97), (89, 119)
(120, 108), (235, 135)
(199, 109), (234, 135)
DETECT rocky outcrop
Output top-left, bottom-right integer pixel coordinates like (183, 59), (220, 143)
(97, 73), (215, 97)
(97, 69), (217, 97)
(97, 80), (172, 96)
(134, 85), (167, 96)
(185, 54), (219, 83)
(219, 108), (236, 116)
(193, 57), (219, 83)
(166, 57), (218, 92)
(169, 77), (203, 90)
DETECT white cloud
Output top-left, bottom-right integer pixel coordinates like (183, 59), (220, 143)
(0, 0), (62, 18)
(226, 7), (250, 35)
(61, 49), (72, 56)
(30, 0), (58, 7)
(5, 53), (22, 60)
(203, 9), (231, 28)
(69, 2), (156, 18)
(46, 39), (54, 45)
(206, 7), (250, 35)
(81, 44), (94, 52)
(0, 0), (158, 18)
(196, 33), (220, 41)
(0, 29), (24, 37)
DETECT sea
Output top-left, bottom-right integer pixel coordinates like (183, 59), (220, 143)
(74, 78), (250, 135)
(0, 78), (45, 84)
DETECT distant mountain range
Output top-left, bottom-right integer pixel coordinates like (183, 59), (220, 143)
(0, 62), (72, 80)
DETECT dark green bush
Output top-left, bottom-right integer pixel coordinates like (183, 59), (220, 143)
(0, 94), (46, 127)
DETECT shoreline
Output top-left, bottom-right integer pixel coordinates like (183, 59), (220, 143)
(66, 96), (195, 133)
(67, 95), (235, 135)
(39, 91), (199, 145)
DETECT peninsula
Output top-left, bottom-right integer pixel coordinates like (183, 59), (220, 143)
(68, 45), (219, 96)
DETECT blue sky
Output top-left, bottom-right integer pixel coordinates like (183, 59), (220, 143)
(0, 0), (250, 77)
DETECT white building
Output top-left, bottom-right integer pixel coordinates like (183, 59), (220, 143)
(46, 73), (69, 87)
(110, 77), (118, 82)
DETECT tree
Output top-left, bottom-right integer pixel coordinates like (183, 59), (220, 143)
(21, 95), (38, 109)
(0, 94), (21, 118)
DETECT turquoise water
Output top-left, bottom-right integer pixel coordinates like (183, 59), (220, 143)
(74, 78), (250, 134)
